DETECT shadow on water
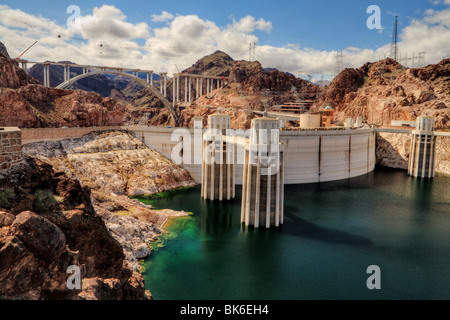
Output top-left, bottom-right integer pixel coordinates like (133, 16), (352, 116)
(282, 213), (373, 246)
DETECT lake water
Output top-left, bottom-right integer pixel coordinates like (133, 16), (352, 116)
(139, 167), (450, 300)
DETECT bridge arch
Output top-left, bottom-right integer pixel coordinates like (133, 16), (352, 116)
(56, 70), (178, 121)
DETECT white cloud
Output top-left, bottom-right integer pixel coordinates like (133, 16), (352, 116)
(0, 4), (449, 79)
(394, 8), (450, 64)
(76, 5), (150, 40)
(151, 11), (174, 23)
(229, 15), (272, 34)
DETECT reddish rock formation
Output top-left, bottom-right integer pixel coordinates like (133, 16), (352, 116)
(0, 157), (150, 300)
(0, 54), (40, 89)
(182, 50), (235, 77)
(125, 52), (321, 127)
(314, 58), (450, 129)
(0, 53), (128, 128)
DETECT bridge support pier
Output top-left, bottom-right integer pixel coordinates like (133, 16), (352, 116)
(63, 65), (71, 82)
(408, 116), (436, 178)
(210, 78), (214, 98)
(173, 76), (176, 108)
(189, 76), (192, 104)
(164, 74), (167, 97)
(43, 64), (50, 87)
(200, 77), (203, 97)
(21, 62), (28, 74)
(176, 74), (180, 104)
(196, 78), (199, 100)
(146, 72), (153, 86)
(159, 73), (167, 96)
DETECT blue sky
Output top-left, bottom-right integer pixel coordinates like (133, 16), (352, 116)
(1, 0), (449, 79)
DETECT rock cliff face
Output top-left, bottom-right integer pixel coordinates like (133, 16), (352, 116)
(0, 157), (150, 300)
(182, 50), (235, 77)
(229, 60), (320, 99)
(375, 132), (450, 175)
(0, 42), (10, 59)
(0, 53), (128, 128)
(315, 58), (450, 129)
(177, 104), (255, 129)
(0, 54), (40, 89)
(124, 51), (321, 128)
(23, 130), (196, 196)
(23, 130), (196, 271)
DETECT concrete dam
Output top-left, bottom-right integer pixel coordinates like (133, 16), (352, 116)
(126, 125), (377, 185)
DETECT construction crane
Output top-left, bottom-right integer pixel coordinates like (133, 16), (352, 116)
(175, 64), (183, 75)
(15, 41), (38, 60)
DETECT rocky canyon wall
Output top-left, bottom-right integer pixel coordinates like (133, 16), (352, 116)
(376, 132), (450, 175)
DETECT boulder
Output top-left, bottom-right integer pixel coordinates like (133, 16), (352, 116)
(10, 211), (66, 262)
(0, 211), (15, 227)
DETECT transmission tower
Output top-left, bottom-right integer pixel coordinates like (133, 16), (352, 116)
(417, 52), (426, 67)
(399, 52), (411, 67)
(249, 43), (256, 61)
(390, 16), (398, 62)
(334, 51), (344, 77)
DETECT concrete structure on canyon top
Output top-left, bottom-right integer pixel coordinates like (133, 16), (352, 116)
(200, 112), (284, 228)
(0, 127), (23, 176)
(408, 116), (437, 178)
(241, 117), (284, 228)
(201, 111), (235, 201)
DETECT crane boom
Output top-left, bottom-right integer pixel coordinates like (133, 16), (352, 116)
(16, 41), (38, 59)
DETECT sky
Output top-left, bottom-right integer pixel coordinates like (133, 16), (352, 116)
(1, 0), (450, 81)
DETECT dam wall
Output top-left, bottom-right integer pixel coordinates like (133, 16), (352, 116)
(127, 126), (376, 184)
(20, 125), (376, 184)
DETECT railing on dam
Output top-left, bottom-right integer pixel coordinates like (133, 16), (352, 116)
(21, 126), (123, 145)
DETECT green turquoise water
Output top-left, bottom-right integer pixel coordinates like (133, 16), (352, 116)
(139, 167), (450, 300)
